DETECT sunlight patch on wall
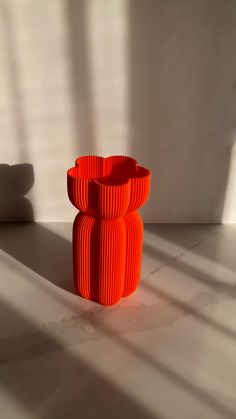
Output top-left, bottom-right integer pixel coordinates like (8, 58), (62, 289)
(86, 0), (129, 155)
(222, 137), (236, 223)
(4, 0), (76, 221)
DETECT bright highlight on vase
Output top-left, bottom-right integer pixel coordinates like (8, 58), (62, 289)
(67, 156), (151, 305)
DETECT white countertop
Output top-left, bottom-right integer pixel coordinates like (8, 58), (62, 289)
(0, 223), (236, 419)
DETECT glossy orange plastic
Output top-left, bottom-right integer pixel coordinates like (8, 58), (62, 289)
(67, 155), (151, 305)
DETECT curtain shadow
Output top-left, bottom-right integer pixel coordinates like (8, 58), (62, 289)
(2, 222), (235, 343)
(128, 0), (236, 222)
(0, 222), (74, 294)
(0, 297), (158, 419)
(142, 223), (236, 342)
(141, 279), (236, 342)
(143, 224), (236, 294)
(0, 220), (235, 417)
(92, 317), (236, 419)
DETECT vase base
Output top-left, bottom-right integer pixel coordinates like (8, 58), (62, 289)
(75, 287), (138, 306)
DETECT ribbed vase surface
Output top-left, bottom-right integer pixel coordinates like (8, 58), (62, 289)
(67, 155), (151, 305)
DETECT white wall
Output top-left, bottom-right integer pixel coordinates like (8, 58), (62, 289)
(0, 0), (236, 222)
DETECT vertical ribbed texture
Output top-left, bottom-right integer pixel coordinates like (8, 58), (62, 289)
(67, 168), (90, 213)
(68, 155), (151, 306)
(98, 219), (126, 305)
(73, 213), (96, 298)
(128, 166), (151, 212)
(123, 211), (143, 296)
(97, 181), (130, 219)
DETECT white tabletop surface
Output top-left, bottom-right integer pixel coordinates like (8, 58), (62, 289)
(0, 223), (236, 419)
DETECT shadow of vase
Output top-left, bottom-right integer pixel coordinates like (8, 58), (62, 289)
(0, 163), (34, 221)
(0, 163), (74, 294)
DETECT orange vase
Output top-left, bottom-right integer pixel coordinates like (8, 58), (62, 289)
(67, 155), (151, 305)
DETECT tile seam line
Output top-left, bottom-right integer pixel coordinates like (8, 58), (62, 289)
(143, 227), (222, 281)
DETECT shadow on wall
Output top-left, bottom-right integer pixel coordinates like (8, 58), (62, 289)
(128, 0), (236, 222)
(0, 222), (74, 294)
(0, 163), (73, 292)
(1, 1), (235, 223)
(0, 164), (34, 221)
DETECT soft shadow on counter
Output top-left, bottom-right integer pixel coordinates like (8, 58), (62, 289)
(0, 222), (74, 294)
(0, 296), (158, 419)
(143, 224), (236, 297)
(1, 222), (236, 418)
